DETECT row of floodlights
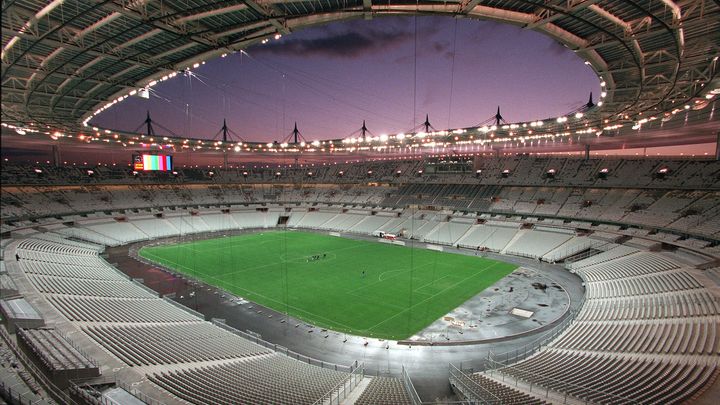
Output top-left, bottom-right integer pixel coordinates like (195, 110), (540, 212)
(82, 34), (284, 126)
(80, 67), (607, 142)
(21, 85), (716, 155)
(469, 167), (616, 179)
(34, 168), (95, 176)
(73, 52), (715, 145)
(33, 165), (674, 181)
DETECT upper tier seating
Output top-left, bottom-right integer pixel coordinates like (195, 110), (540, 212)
(3, 156), (719, 244)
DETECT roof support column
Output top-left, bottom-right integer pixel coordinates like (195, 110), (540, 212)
(52, 143), (61, 167)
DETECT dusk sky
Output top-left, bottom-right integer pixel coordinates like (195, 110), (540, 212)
(93, 16), (600, 143)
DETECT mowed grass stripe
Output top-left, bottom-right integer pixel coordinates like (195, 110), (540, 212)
(140, 231), (516, 339)
(139, 249), (360, 331)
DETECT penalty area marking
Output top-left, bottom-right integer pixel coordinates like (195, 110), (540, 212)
(378, 268), (405, 282)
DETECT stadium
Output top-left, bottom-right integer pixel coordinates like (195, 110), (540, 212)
(1, 1), (719, 404)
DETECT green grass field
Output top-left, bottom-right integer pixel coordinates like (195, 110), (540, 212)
(139, 230), (516, 340)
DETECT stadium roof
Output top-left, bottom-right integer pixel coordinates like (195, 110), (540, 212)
(2, 0), (719, 156)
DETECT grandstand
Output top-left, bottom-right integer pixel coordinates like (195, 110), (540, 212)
(2, 0), (720, 403)
(1, 157), (719, 403)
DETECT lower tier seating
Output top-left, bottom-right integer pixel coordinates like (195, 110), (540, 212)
(47, 295), (198, 323)
(17, 328), (96, 371)
(496, 349), (717, 404)
(467, 373), (548, 405)
(354, 376), (413, 405)
(149, 354), (349, 405)
(83, 322), (271, 366)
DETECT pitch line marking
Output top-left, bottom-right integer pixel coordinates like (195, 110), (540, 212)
(378, 269), (405, 282)
(362, 262), (504, 334)
(345, 261), (434, 296)
(141, 232), (513, 338)
(344, 291), (407, 311)
(175, 235), (285, 254)
(143, 250), (358, 331)
(412, 274), (452, 294)
(211, 238), (372, 278)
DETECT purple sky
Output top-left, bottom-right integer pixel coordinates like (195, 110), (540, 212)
(93, 16), (600, 143)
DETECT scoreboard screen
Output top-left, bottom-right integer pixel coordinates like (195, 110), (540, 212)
(133, 154), (173, 171)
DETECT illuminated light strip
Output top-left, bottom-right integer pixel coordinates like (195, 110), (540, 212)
(66, 88), (717, 154)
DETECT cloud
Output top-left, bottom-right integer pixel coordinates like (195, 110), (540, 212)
(250, 16), (449, 60)
(252, 27), (413, 59)
(418, 22), (443, 41)
(393, 53), (414, 64)
(432, 41), (448, 53)
(392, 40), (454, 64)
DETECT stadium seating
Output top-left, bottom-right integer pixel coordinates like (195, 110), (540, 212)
(83, 322), (271, 366)
(1, 155), (719, 404)
(0, 327), (56, 404)
(7, 230), (367, 404)
(55, 226), (122, 247)
(469, 248), (719, 404)
(78, 221), (149, 244)
(423, 221), (473, 245)
(572, 252), (678, 281)
(16, 328), (98, 373)
(48, 295), (199, 323)
(567, 244), (639, 270)
(292, 211), (340, 229)
(149, 354), (349, 405)
(578, 290), (720, 321)
(552, 318), (718, 355)
(20, 259), (128, 281)
(354, 376), (413, 405)
(504, 229), (573, 258)
(349, 215), (394, 234)
(26, 274), (155, 298)
(492, 350), (716, 404)
(541, 236), (602, 262)
(466, 373), (548, 405)
(480, 225), (521, 252)
(315, 213), (365, 231)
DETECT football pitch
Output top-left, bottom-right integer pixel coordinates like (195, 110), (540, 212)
(139, 230), (516, 340)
